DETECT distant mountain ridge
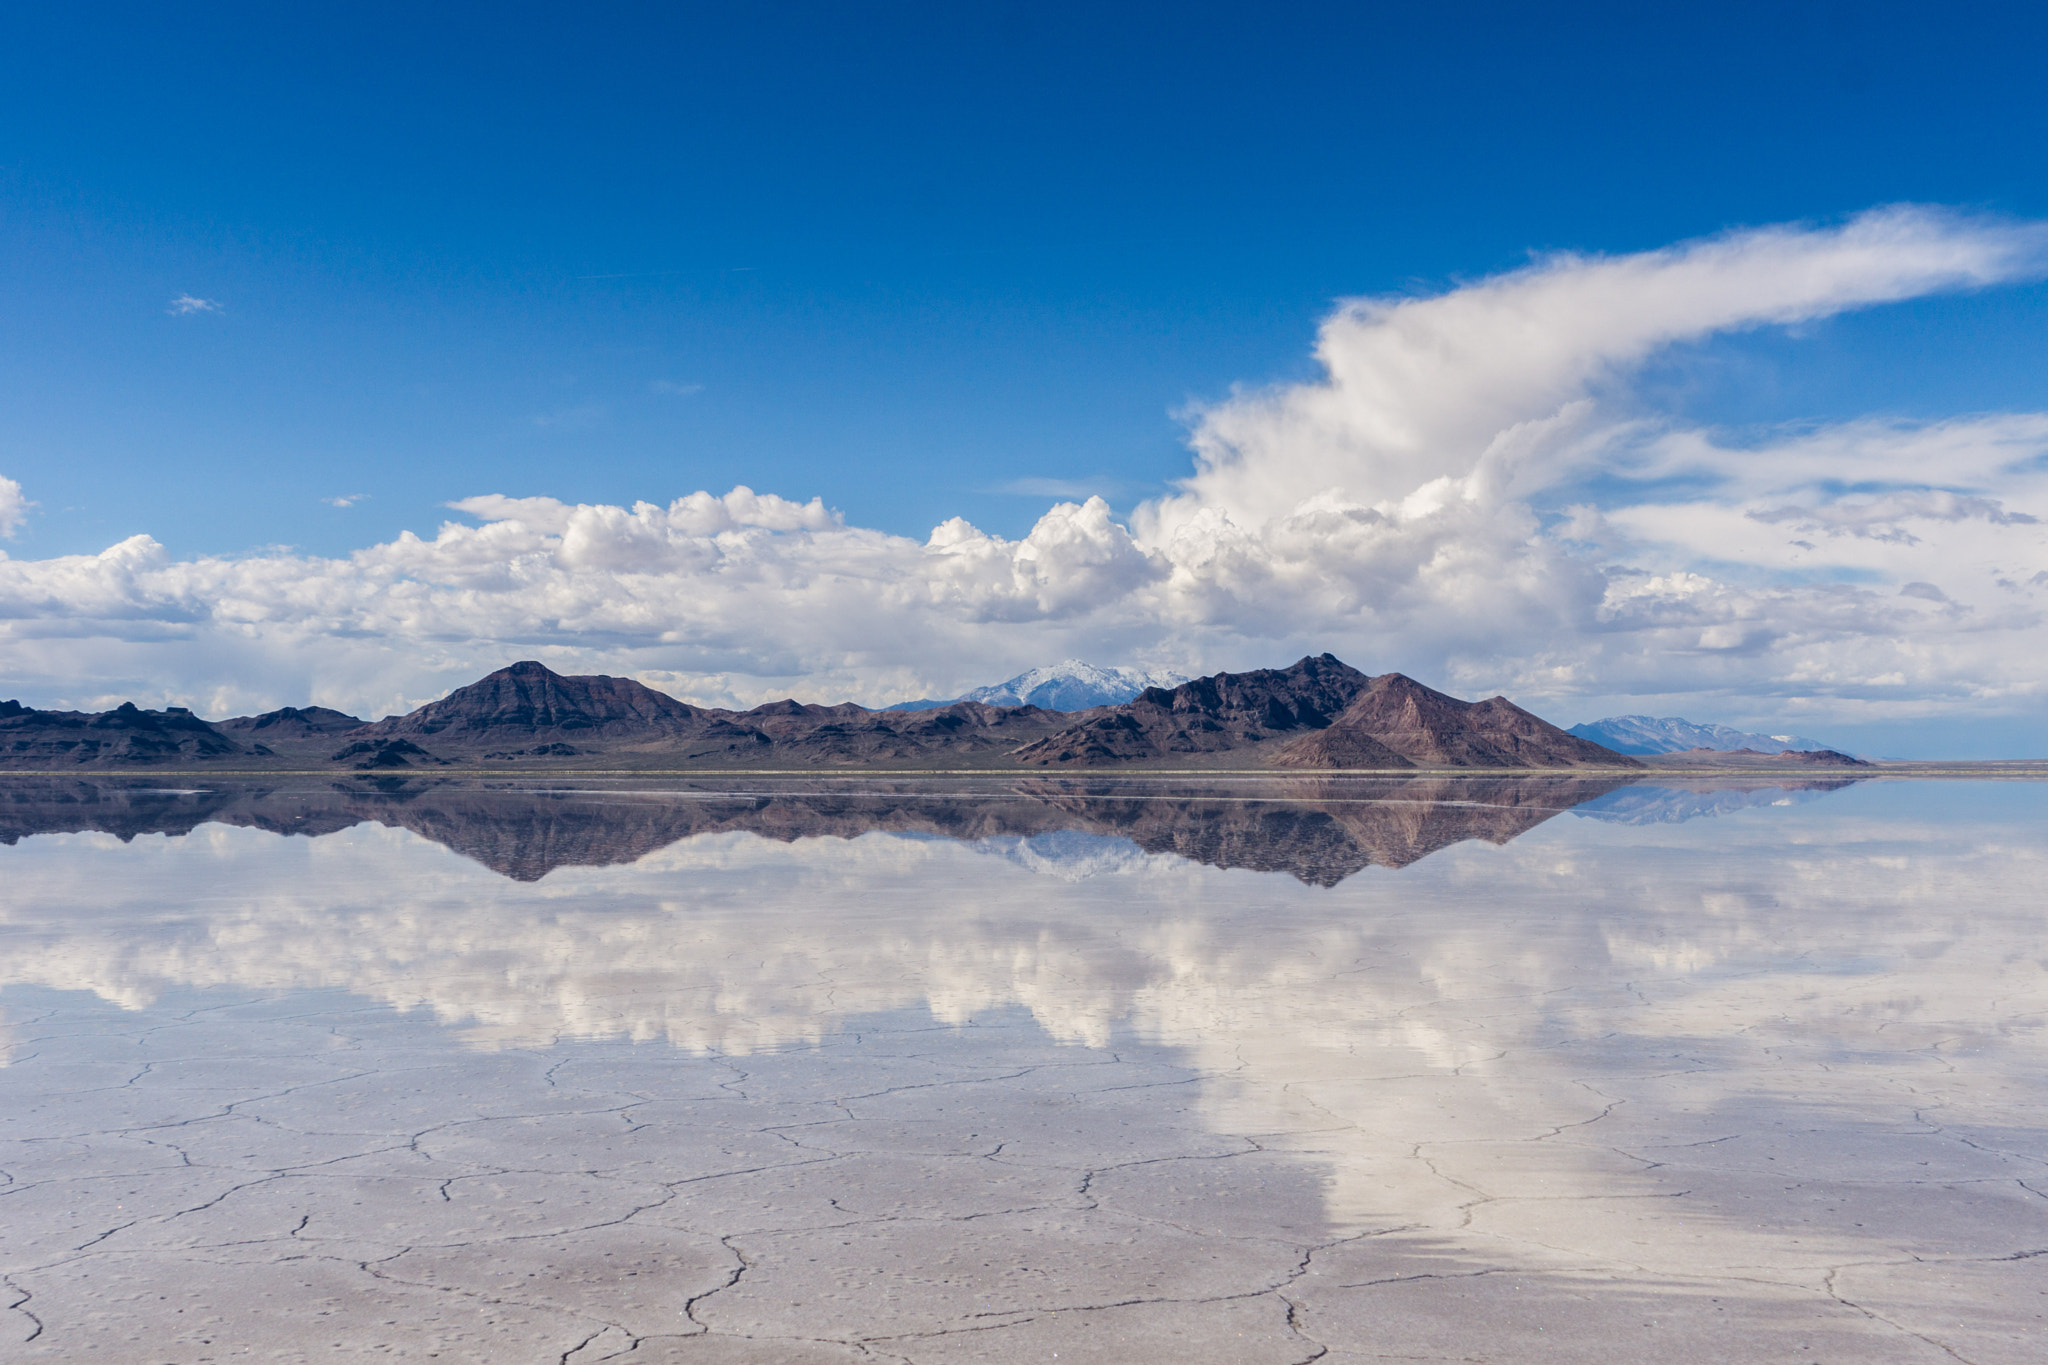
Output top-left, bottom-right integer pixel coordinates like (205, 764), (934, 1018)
(885, 660), (1188, 712)
(0, 699), (244, 765)
(1015, 656), (1636, 770)
(3, 655), (1647, 771)
(1568, 715), (1834, 756)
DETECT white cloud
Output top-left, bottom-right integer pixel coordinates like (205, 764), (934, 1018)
(167, 294), (223, 315)
(5, 207), (2048, 725)
(1145, 205), (2046, 535)
(323, 494), (369, 509)
(1748, 490), (2036, 544)
(0, 475), (28, 538)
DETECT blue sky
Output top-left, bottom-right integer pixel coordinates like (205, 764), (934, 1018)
(3, 2), (2048, 754)
(6, 1), (2045, 555)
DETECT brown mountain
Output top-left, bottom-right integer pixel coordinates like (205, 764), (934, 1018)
(218, 705), (366, 738)
(1645, 745), (1872, 769)
(1014, 656), (1639, 770)
(1012, 654), (1380, 766)
(359, 660), (706, 741)
(212, 705), (370, 762)
(0, 655), (1638, 771)
(0, 700), (249, 765)
(347, 661), (1072, 766)
(1270, 672), (1633, 770)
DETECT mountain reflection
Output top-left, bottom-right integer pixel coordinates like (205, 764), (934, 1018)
(0, 778), (2034, 1238)
(5, 771), (2039, 1358)
(0, 773), (1860, 883)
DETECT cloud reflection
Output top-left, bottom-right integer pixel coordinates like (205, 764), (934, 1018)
(2, 777), (2044, 1351)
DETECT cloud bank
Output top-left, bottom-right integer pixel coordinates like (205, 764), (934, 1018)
(4, 207), (2047, 725)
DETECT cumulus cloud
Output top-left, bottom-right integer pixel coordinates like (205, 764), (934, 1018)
(0, 475), (28, 538)
(4, 206), (2048, 723)
(167, 294), (222, 315)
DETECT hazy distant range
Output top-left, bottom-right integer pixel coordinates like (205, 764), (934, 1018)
(1567, 715), (1833, 756)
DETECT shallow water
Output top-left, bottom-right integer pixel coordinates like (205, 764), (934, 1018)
(1, 776), (2043, 1363)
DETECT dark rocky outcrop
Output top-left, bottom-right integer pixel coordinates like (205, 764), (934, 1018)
(1012, 655), (1377, 766)
(0, 700), (249, 765)
(347, 661), (1076, 768)
(1264, 723), (1414, 770)
(1648, 746), (1873, 769)
(1271, 673), (1636, 770)
(1786, 748), (1870, 767)
(331, 738), (451, 769)
(219, 705), (366, 737)
(0, 655), (1641, 771)
(1014, 656), (1639, 770)
(724, 700), (1062, 765)
(359, 660), (707, 739)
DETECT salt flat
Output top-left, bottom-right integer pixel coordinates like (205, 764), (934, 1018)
(1, 777), (2042, 1363)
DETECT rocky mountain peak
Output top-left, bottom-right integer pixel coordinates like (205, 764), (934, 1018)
(1018, 656), (1638, 770)
(221, 705), (366, 736)
(1013, 654), (1375, 766)
(364, 660), (702, 738)
(1275, 673), (1635, 769)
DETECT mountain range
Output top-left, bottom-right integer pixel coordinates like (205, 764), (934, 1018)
(1567, 714), (1834, 755)
(882, 660), (1188, 711)
(3, 655), (1658, 771)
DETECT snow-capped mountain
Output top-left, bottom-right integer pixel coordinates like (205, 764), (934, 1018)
(884, 660), (1189, 712)
(1567, 715), (1833, 756)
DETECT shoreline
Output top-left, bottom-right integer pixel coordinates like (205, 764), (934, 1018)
(1, 761), (2043, 779)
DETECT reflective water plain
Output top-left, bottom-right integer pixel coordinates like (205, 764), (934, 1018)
(1, 776), (2043, 1364)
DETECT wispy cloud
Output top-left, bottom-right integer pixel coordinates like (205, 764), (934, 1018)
(649, 379), (704, 396)
(993, 476), (1132, 500)
(323, 494), (369, 509)
(530, 404), (608, 431)
(166, 295), (223, 315)
(1747, 490), (2037, 545)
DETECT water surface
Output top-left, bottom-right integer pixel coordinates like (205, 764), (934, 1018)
(2, 776), (2043, 1363)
